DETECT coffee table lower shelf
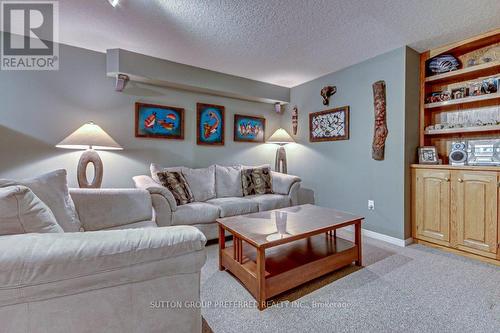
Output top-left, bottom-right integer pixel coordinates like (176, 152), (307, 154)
(219, 233), (359, 310)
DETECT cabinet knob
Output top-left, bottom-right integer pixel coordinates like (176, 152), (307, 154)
(444, 177), (450, 182)
(458, 178), (464, 183)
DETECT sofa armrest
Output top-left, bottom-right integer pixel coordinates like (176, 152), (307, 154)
(271, 171), (301, 195)
(133, 175), (177, 212)
(0, 226), (206, 292)
(288, 181), (301, 206)
(69, 188), (153, 231)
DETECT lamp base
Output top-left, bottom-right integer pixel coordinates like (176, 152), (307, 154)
(77, 149), (103, 188)
(275, 146), (287, 174)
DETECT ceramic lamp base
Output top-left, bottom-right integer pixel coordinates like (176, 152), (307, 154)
(275, 145), (287, 174)
(77, 149), (103, 188)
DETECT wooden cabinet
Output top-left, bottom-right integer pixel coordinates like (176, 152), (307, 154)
(414, 169), (451, 246)
(412, 166), (499, 262)
(452, 171), (498, 258)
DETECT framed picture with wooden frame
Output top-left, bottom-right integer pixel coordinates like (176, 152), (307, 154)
(418, 146), (439, 164)
(309, 106), (350, 142)
(233, 114), (266, 143)
(197, 103), (225, 145)
(135, 102), (184, 140)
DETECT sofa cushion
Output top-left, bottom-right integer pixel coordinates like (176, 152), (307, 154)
(241, 167), (273, 196)
(244, 194), (291, 211)
(69, 189), (154, 231)
(0, 170), (81, 232)
(0, 226), (206, 305)
(157, 171), (194, 206)
(206, 197), (259, 218)
(103, 220), (158, 231)
(150, 163), (184, 183)
(241, 164), (271, 170)
(182, 165), (216, 202)
(215, 165), (243, 198)
(0, 186), (63, 235)
(172, 202), (220, 225)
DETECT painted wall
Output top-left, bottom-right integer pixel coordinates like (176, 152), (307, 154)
(0, 40), (419, 240)
(0, 42), (282, 188)
(285, 47), (419, 240)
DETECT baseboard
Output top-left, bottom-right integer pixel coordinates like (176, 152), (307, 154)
(337, 226), (413, 247)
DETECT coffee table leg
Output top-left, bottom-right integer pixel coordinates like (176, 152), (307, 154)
(256, 247), (266, 310)
(218, 225), (225, 271)
(354, 221), (362, 266)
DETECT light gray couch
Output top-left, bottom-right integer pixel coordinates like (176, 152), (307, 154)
(133, 164), (302, 240)
(0, 188), (206, 333)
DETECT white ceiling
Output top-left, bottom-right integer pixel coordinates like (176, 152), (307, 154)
(57, 0), (500, 87)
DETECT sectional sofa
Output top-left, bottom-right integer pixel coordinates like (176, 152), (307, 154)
(133, 164), (302, 240)
(0, 170), (206, 333)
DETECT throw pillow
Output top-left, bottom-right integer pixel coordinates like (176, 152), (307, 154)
(0, 186), (64, 235)
(0, 169), (81, 232)
(241, 167), (273, 196)
(150, 163), (185, 183)
(157, 171), (194, 205)
(182, 165), (216, 202)
(215, 165), (243, 198)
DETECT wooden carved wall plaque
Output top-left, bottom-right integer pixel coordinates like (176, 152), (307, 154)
(372, 80), (388, 160)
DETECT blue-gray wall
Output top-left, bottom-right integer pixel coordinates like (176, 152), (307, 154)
(0, 41), (419, 240)
(286, 47), (419, 239)
(0, 43), (283, 188)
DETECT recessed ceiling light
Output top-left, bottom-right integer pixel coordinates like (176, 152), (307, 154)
(108, 0), (119, 7)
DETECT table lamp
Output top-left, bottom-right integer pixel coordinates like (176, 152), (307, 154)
(56, 122), (122, 188)
(267, 128), (295, 174)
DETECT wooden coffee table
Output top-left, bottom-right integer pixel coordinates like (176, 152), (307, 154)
(217, 204), (364, 310)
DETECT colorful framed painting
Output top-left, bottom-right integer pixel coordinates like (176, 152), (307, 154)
(135, 102), (184, 140)
(197, 103), (225, 145)
(309, 106), (350, 142)
(233, 114), (265, 143)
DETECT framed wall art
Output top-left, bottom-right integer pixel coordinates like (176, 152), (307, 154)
(135, 102), (184, 139)
(233, 114), (265, 143)
(309, 106), (349, 142)
(418, 146), (439, 164)
(197, 103), (225, 145)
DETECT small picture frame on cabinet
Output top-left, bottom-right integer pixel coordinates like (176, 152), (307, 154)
(418, 146), (439, 164)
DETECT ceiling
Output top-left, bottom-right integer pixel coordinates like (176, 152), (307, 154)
(57, 0), (500, 87)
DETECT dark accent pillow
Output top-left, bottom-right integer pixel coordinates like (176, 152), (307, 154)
(241, 167), (273, 196)
(157, 171), (194, 205)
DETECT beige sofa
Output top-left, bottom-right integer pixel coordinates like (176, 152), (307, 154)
(133, 164), (302, 240)
(0, 185), (206, 333)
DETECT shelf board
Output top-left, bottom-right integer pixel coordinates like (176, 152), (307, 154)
(425, 61), (500, 84)
(411, 164), (500, 172)
(424, 92), (500, 109)
(424, 124), (500, 135)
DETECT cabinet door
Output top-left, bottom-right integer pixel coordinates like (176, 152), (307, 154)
(453, 171), (498, 257)
(414, 169), (451, 245)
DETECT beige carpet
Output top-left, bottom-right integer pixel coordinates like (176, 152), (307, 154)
(201, 233), (500, 333)
(201, 264), (361, 333)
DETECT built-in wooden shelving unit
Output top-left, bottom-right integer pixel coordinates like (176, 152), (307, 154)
(419, 28), (500, 163)
(413, 30), (500, 266)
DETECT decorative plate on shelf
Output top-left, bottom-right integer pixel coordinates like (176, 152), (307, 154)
(428, 54), (460, 74)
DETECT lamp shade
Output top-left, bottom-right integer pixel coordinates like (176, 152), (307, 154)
(267, 128), (295, 145)
(56, 122), (123, 150)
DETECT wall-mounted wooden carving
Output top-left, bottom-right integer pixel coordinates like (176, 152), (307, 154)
(292, 106), (298, 135)
(320, 86), (337, 105)
(372, 80), (388, 161)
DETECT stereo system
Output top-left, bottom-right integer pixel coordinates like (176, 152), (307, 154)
(449, 139), (500, 166)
